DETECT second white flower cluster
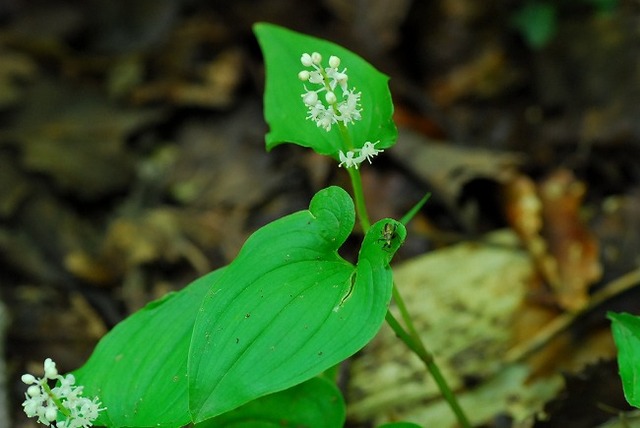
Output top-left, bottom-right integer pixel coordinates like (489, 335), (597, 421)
(22, 358), (104, 428)
(338, 141), (384, 169)
(298, 52), (362, 132)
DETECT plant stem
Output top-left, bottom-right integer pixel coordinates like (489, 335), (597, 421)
(42, 381), (71, 418)
(346, 167), (370, 232)
(345, 167), (471, 427)
(385, 311), (472, 428)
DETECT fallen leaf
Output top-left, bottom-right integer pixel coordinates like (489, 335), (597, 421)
(503, 170), (602, 310)
(539, 170), (602, 310)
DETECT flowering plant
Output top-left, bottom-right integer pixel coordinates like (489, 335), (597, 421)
(22, 23), (468, 428)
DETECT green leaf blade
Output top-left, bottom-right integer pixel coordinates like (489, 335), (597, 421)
(195, 377), (345, 428)
(73, 268), (226, 428)
(188, 187), (403, 422)
(253, 22), (397, 158)
(609, 311), (640, 408)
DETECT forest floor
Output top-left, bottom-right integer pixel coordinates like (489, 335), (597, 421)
(2, 1), (640, 427)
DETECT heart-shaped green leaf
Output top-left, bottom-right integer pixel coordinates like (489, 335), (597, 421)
(73, 268), (226, 427)
(253, 22), (397, 158)
(71, 186), (404, 427)
(609, 311), (640, 408)
(195, 376), (345, 427)
(189, 186), (405, 421)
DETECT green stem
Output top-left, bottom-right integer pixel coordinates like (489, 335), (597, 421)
(42, 381), (71, 418)
(346, 167), (370, 232)
(385, 311), (472, 428)
(345, 167), (471, 428)
(392, 285), (421, 342)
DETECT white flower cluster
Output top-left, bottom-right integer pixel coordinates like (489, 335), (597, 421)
(338, 141), (384, 169)
(298, 52), (362, 132)
(22, 358), (104, 428)
(298, 52), (383, 169)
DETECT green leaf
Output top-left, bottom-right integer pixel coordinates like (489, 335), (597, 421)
(609, 312), (640, 408)
(73, 268), (226, 427)
(253, 22), (397, 158)
(195, 376), (345, 428)
(189, 186), (405, 421)
(510, 2), (557, 49)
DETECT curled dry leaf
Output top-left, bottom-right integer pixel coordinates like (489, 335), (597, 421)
(503, 170), (602, 310)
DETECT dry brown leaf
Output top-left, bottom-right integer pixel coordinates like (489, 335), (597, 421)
(503, 170), (602, 310)
(539, 170), (602, 310)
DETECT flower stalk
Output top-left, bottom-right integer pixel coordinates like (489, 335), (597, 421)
(298, 50), (471, 427)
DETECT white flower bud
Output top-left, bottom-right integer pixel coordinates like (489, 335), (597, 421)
(21, 374), (37, 384)
(26, 385), (41, 397)
(311, 52), (322, 65)
(300, 53), (313, 67)
(325, 91), (337, 104)
(45, 406), (58, 422)
(298, 70), (310, 81)
(303, 91), (318, 106)
(44, 358), (58, 378)
(329, 55), (340, 68)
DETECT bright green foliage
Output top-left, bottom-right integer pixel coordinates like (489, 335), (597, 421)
(196, 376), (345, 427)
(609, 312), (640, 408)
(72, 186), (405, 427)
(189, 186), (405, 421)
(73, 268), (224, 427)
(253, 22), (397, 158)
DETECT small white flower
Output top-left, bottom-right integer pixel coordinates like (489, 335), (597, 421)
(325, 91), (337, 104)
(337, 141), (384, 168)
(27, 385), (41, 397)
(22, 374), (37, 384)
(44, 358), (58, 378)
(45, 407), (58, 422)
(359, 140), (384, 163)
(336, 88), (362, 124)
(308, 70), (323, 85)
(329, 55), (340, 68)
(300, 53), (313, 67)
(298, 70), (310, 81)
(301, 88), (319, 106)
(338, 150), (359, 169)
(317, 115), (333, 132)
(306, 102), (336, 131)
(326, 67), (348, 92)
(311, 52), (322, 64)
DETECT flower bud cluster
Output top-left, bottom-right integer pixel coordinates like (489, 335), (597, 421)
(22, 358), (104, 428)
(338, 141), (384, 169)
(298, 52), (362, 132)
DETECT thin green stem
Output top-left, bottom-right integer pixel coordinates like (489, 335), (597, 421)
(42, 381), (71, 418)
(346, 167), (370, 232)
(345, 166), (471, 427)
(335, 120), (368, 230)
(392, 285), (421, 341)
(385, 311), (472, 428)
